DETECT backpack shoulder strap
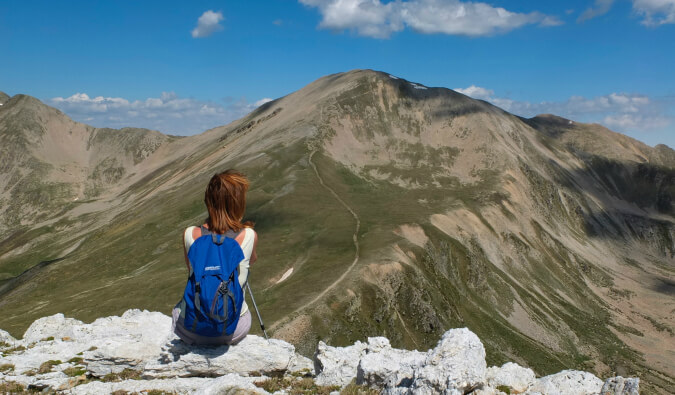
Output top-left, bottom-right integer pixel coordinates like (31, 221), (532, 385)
(200, 225), (227, 245)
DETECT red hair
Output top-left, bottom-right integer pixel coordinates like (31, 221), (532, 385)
(204, 170), (253, 233)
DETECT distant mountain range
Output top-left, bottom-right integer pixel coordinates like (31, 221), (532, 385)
(0, 70), (673, 392)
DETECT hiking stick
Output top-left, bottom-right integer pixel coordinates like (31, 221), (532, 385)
(246, 283), (269, 340)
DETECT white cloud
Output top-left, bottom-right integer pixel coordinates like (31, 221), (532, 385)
(578, 0), (615, 22)
(255, 98), (274, 107)
(633, 0), (675, 25)
(50, 92), (272, 135)
(454, 85), (494, 100)
(603, 113), (670, 130)
(191, 10), (224, 38)
(299, 0), (561, 38)
(455, 85), (672, 133)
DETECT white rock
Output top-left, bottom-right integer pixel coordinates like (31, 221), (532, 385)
(0, 329), (17, 345)
(143, 335), (298, 378)
(76, 309), (174, 377)
(601, 376), (640, 395)
(66, 375), (264, 395)
(22, 313), (84, 344)
(288, 353), (315, 375)
(357, 337), (427, 389)
(200, 373), (269, 394)
(409, 328), (487, 394)
(1, 339), (90, 373)
(528, 370), (603, 395)
(486, 362), (536, 393)
(314, 340), (367, 387)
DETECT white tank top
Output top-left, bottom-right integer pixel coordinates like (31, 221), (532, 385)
(183, 226), (255, 316)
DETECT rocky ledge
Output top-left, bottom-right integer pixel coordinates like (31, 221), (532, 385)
(0, 309), (638, 394)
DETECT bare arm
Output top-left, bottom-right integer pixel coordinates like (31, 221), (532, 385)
(250, 230), (258, 265)
(182, 229), (190, 272)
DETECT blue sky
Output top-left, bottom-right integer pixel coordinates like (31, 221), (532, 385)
(1, 0), (674, 148)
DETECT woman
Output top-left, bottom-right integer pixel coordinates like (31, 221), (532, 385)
(172, 169), (258, 345)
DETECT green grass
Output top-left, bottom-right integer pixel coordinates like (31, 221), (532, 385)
(254, 377), (341, 394)
(0, 381), (28, 393)
(102, 368), (142, 382)
(496, 385), (512, 394)
(63, 366), (87, 377)
(37, 360), (62, 374)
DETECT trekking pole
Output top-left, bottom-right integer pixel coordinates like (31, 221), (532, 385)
(246, 283), (269, 340)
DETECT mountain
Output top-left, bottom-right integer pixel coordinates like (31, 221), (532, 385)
(0, 70), (673, 392)
(0, 93), (177, 232)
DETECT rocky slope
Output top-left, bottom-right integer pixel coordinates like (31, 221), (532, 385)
(0, 92), (177, 233)
(0, 310), (639, 394)
(0, 71), (673, 392)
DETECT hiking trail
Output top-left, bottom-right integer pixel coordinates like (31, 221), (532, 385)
(269, 150), (360, 332)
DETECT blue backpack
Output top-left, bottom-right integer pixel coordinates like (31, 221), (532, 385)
(181, 226), (245, 337)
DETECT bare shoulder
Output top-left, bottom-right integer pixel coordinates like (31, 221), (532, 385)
(184, 226), (200, 244)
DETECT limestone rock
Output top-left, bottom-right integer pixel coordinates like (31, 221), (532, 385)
(357, 337), (427, 389)
(0, 329), (16, 345)
(529, 370), (603, 395)
(22, 313), (85, 344)
(66, 375), (265, 395)
(486, 362), (536, 393)
(409, 328), (487, 394)
(143, 335), (298, 378)
(314, 339), (367, 387)
(601, 376), (640, 395)
(288, 352), (315, 375)
(200, 374), (268, 394)
(0, 312), (643, 395)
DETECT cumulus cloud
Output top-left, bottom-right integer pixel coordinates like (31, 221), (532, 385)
(454, 85), (494, 100)
(299, 0), (561, 38)
(578, 0), (615, 22)
(50, 92), (271, 135)
(191, 10), (224, 38)
(455, 85), (672, 133)
(633, 0), (675, 25)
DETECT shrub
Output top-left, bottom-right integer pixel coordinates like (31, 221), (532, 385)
(0, 363), (14, 373)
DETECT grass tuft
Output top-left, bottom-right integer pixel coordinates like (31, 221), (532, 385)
(0, 382), (27, 393)
(496, 385), (512, 394)
(37, 360), (62, 374)
(63, 366), (87, 377)
(255, 376), (341, 394)
(67, 357), (84, 364)
(102, 368), (142, 382)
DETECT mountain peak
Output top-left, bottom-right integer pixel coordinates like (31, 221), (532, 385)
(0, 91), (9, 105)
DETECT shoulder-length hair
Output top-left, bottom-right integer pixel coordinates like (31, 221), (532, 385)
(204, 170), (253, 233)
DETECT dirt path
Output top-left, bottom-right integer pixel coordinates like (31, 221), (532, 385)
(269, 150), (360, 332)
